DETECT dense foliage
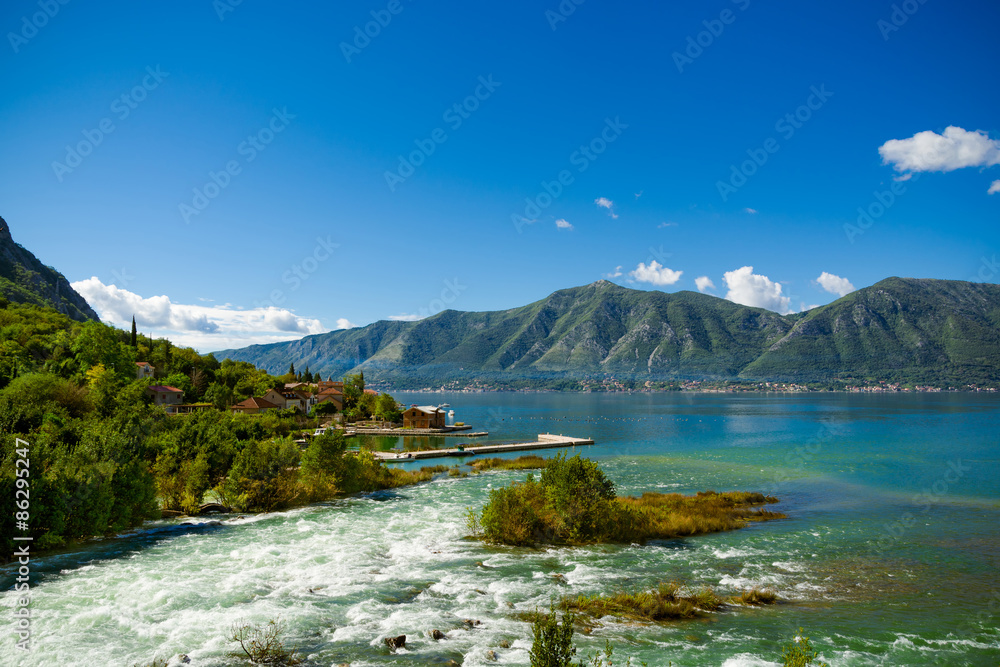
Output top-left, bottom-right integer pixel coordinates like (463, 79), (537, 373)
(0, 301), (415, 560)
(469, 454), (784, 546)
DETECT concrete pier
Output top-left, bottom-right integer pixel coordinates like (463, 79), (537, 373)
(373, 433), (594, 461)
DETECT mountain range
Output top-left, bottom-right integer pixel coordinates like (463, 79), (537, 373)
(216, 278), (1000, 387)
(0, 217), (98, 322)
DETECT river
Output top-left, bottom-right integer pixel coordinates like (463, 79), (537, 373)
(2, 392), (999, 666)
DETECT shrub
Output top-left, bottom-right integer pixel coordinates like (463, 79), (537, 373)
(780, 628), (829, 667)
(228, 618), (302, 665)
(219, 439), (302, 512)
(470, 455), (784, 547)
(529, 605), (576, 667)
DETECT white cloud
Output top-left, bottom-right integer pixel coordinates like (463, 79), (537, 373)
(72, 277), (328, 352)
(335, 318), (357, 330)
(989, 180), (1000, 195)
(657, 221), (677, 228)
(555, 218), (573, 230)
(722, 266), (792, 314)
(800, 302), (820, 312)
(695, 276), (716, 293)
(388, 313), (424, 322)
(879, 126), (1000, 174)
(629, 261), (682, 286)
(594, 197), (618, 218)
(815, 271), (855, 297)
(603, 266), (623, 279)
(744, 207), (758, 214)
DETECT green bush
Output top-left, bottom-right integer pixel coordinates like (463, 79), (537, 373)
(219, 439), (302, 512)
(780, 629), (829, 667)
(529, 605), (576, 667)
(470, 455), (783, 547)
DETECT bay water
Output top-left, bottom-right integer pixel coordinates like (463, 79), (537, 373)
(3, 392), (999, 666)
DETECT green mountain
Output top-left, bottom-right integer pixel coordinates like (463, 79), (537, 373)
(217, 277), (1000, 387)
(741, 277), (1000, 384)
(0, 216), (99, 322)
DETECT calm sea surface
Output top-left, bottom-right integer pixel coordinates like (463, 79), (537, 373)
(3, 392), (999, 666)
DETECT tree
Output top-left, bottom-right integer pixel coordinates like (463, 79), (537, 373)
(130, 316), (137, 348)
(374, 393), (401, 423)
(288, 363), (295, 376)
(529, 605), (575, 667)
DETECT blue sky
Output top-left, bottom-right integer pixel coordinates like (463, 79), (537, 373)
(1, 0), (998, 351)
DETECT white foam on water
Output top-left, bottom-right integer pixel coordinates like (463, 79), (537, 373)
(720, 653), (780, 666)
(771, 560), (806, 572)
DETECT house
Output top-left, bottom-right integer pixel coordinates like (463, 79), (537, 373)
(317, 380), (344, 393)
(230, 397), (281, 415)
(135, 362), (155, 380)
(402, 405), (446, 429)
(262, 388), (309, 412)
(146, 385), (184, 410)
(314, 387), (343, 412)
(291, 388), (315, 409)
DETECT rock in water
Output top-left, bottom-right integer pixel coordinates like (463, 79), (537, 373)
(384, 635), (406, 650)
(430, 629), (446, 640)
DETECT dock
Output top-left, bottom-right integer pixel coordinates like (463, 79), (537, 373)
(345, 425), (484, 437)
(373, 433), (594, 461)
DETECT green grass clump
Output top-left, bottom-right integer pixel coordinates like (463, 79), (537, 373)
(561, 582), (727, 622)
(548, 581), (777, 626)
(732, 587), (778, 606)
(473, 455), (549, 471)
(468, 454), (784, 546)
(419, 464), (450, 474)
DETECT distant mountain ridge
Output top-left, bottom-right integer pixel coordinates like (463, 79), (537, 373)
(217, 278), (1000, 386)
(0, 216), (99, 322)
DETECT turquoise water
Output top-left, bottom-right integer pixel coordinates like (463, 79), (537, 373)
(3, 393), (999, 666)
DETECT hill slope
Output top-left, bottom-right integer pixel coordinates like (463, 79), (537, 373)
(0, 216), (99, 322)
(740, 278), (1000, 384)
(217, 278), (1000, 387)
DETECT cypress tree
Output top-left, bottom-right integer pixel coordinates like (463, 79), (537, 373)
(131, 316), (138, 348)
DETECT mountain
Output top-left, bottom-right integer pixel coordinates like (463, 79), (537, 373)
(216, 277), (1000, 387)
(0, 216), (99, 322)
(217, 280), (794, 385)
(740, 277), (1000, 384)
